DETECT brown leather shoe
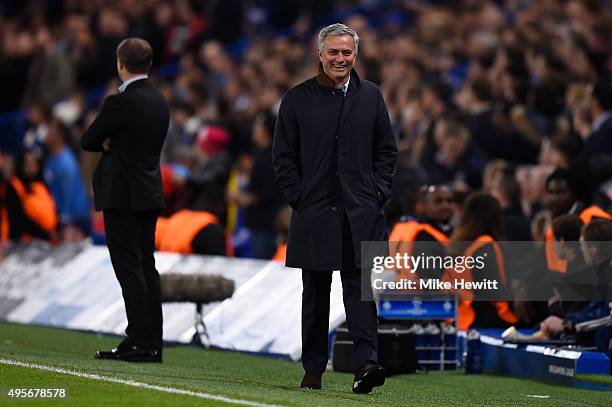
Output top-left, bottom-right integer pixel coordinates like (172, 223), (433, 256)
(300, 372), (322, 389)
(353, 361), (385, 394)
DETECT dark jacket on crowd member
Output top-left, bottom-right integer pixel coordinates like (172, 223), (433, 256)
(187, 152), (232, 218)
(584, 114), (612, 161)
(502, 204), (532, 241)
(244, 146), (286, 230)
(273, 67), (397, 270)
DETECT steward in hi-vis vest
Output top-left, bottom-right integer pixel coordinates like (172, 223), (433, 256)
(390, 185), (454, 281)
(156, 209), (231, 256)
(445, 235), (519, 330)
(544, 169), (611, 273)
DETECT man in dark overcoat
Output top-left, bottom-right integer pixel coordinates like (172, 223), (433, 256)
(272, 23), (397, 393)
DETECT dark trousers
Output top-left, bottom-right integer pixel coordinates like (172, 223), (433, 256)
(301, 213), (378, 373)
(104, 209), (162, 350)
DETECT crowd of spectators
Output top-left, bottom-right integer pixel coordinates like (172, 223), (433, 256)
(1, 0), (612, 259)
(1, 0), (612, 353)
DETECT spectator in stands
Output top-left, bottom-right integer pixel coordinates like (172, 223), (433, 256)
(0, 152), (53, 242)
(447, 193), (519, 330)
(228, 113), (285, 259)
(538, 136), (577, 169)
(531, 210), (551, 243)
(156, 208), (227, 256)
(420, 117), (486, 188)
(582, 81), (612, 185)
(66, 13), (105, 89)
(544, 168), (612, 273)
(482, 160), (513, 193)
(457, 76), (508, 160)
(489, 171), (532, 241)
(410, 80), (454, 167)
(417, 185), (455, 239)
(23, 103), (51, 157)
(490, 166), (543, 321)
(548, 214), (588, 305)
(95, 8), (129, 84)
(165, 0), (207, 61)
(23, 26), (75, 108)
(162, 102), (197, 164)
(0, 22), (35, 113)
(9, 152), (58, 241)
(188, 125), (232, 218)
(584, 82), (612, 159)
(43, 118), (90, 238)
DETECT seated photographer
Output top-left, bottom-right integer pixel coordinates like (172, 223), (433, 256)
(514, 219), (612, 351)
(546, 214), (589, 317)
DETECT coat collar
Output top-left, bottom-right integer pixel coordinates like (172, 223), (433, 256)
(315, 63), (361, 92)
(118, 76), (149, 93)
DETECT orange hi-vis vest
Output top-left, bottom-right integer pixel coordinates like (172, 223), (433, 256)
(389, 219), (420, 242)
(444, 235), (519, 330)
(390, 220), (449, 279)
(272, 242), (287, 263)
(546, 205), (612, 273)
(156, 209), (233, 255)
(10, 177), (58, 234)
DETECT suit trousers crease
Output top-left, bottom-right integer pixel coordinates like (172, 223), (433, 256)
(103, 209), (163, 350)
(301, 211), (378, 373)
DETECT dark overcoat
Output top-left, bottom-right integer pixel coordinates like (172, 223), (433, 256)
(272, 67), (397, 271)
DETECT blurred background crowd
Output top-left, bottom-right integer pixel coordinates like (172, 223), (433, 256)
(1, 0), (612, 267)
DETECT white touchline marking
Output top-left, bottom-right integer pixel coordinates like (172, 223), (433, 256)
(0, 358), (283, 407)
(526, 395), (551, 399)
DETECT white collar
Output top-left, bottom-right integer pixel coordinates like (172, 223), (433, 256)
(118, 75), (148, 93)
(592, 111), (612, 133)
(340, 75), (350, 95)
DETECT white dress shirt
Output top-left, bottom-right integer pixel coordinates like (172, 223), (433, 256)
(340, 74), (350, 95)
(118, 75), (148, 93)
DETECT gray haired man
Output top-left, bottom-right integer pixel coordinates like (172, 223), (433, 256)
(273, 23), (397, 393)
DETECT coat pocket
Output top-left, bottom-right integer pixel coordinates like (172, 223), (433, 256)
(364, 173), (383, 207)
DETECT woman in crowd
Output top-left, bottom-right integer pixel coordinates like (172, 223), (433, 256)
(446, 192), (520, 330)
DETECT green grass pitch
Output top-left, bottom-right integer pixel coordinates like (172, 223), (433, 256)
(0, 322), (611, 406)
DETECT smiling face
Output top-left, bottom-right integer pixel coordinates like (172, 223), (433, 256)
(319, 34), (356, 86)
